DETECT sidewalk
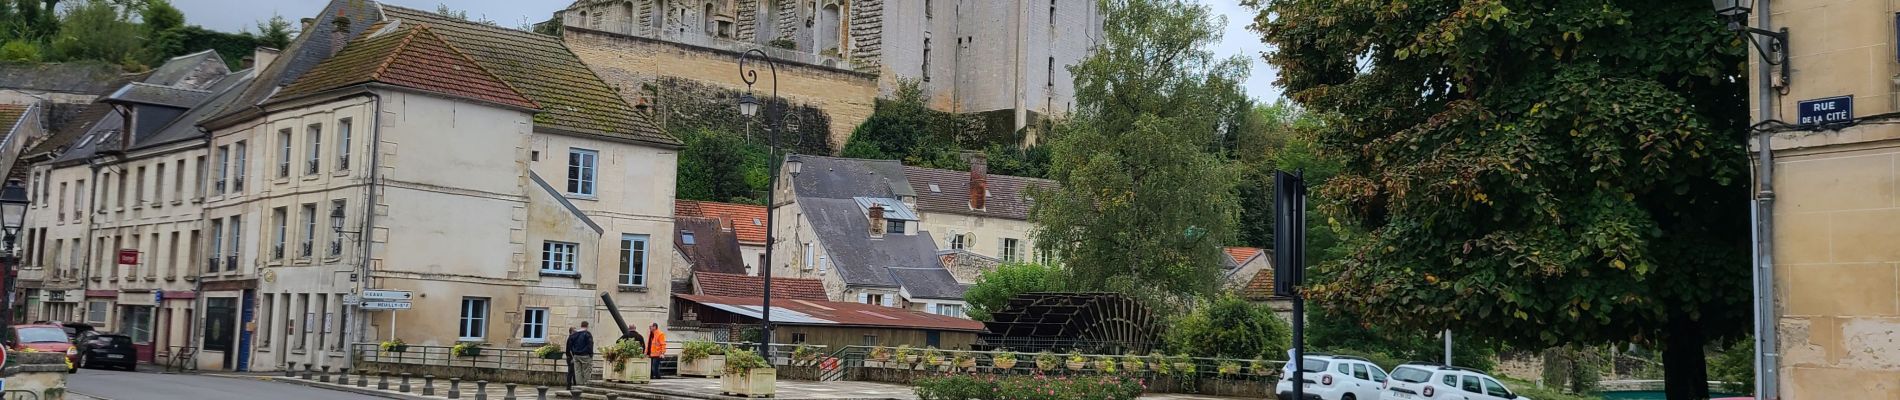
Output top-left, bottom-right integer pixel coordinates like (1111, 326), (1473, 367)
(235, 372), (1250, 400)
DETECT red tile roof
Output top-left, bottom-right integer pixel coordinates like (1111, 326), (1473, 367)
(693, 272), (829, 302)
(276, 23), (539, 110)
(676, 293), (985, 332)
(1225, 247), (1264, 266)
(675, 200), (768, 245)
(903, 166), (1056, 220)
(1242, 268), (1281, 301)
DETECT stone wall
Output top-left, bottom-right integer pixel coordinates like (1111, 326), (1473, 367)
(5, 352), (73, 400)
(565, 27), (874, 152)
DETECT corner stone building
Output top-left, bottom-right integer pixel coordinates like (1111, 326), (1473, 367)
(559, 0), (1102, 147)
(1752, 0), (1900, 397)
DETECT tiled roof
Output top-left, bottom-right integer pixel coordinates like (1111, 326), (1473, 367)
(204, 0), (383, 128)
(0, 105), (26, 134)
(275, 23), (539, 111)
(692, 272), (829, 302)
(1242, 268), (1280, 301)
(675, 216), (748, 275)
(0, 62), (129, 94)
(106, 82), (213, 108)
(889, 267), (968, 300)
(674, 200), (768, 245)
(903, 166), (1055, 221)
(677, 293), (985, 332)
(380, 5), (677, 146)
(1225, 247), (1264, 267)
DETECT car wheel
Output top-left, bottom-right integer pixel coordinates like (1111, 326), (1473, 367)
(1342, 394), (1356, 400)
(77, 355), (89, 370)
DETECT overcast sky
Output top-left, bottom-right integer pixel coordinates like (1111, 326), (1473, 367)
(168, 0), (1283, 101)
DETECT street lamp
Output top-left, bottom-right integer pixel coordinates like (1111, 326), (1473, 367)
(1711, 0), (1789, 89)
(0, 180), (29, 334)
(739, 48), (783, 360)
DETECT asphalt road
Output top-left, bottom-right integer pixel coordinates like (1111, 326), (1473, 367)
(67, 368), (385, 400)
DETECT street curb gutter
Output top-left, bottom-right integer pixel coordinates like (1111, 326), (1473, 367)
(244, 376), (434, 400)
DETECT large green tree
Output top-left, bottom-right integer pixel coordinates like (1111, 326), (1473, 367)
(677, 128), (771, 205)
(1031, 0), (1247, 300)
(840, 80), (967, 170)
(1251, 0), (1751, 398)
(48, 0), (140, 66)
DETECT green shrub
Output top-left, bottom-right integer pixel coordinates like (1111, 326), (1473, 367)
(915, 374), (1143, 400)
(724, 347), (770, 374)
(681, 340), (724, 364)
(1164, 294), (1290, 360)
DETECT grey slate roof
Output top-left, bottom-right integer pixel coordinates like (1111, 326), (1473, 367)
(0, 61), (129, 94)
(205, 0), (384, 127)
(903, 165), (1055, 221)
(129, 70), (255, 152)
(106, 83), (212, 109)
(802, 197), (942, 288)
(675, 216), (748, 275)
(143, 50), (229, 89)
(889, 267), (969, 300)
(790, 155), (915, 200)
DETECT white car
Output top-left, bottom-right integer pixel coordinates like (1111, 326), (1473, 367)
(1275, 354), (1389, 400)
(1381, 363), (1530, 400)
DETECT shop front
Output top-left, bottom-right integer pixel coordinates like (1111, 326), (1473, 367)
(115, 290), (157, 363)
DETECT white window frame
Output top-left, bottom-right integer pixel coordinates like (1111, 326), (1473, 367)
(1002, 238), (1020, 263)
(938, 304), (963, 318)
(277, 129), (292, 178)
(336, 118), (352, 170)
(233, 141), (247, 190)
(459, 297), (489, 341)
(271, 207), (287, 260)
(521, 308), (548, 343)
(541, 241), (578, 275)
(305, 124), (322, 175)
(619, 234), (648, 286)
(567, 148), (598, 196)
(86, 300), (108, 323)
(299, 203), (316, 258)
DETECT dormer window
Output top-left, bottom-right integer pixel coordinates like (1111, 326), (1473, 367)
(888, 220), (907, 235)
(682, 231), (696, 245)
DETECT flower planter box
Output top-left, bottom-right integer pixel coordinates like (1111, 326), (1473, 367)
(540, 351), (565, 360)
(385, 345), (408, 353)
(680, 355), (727, 377)
(1066, 361), (1087, 371)
(721, 368), (777, 398)
(992, 359), (1017, 370)
(608, 358), (652, 383)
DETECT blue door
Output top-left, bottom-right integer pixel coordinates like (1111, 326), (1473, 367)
(236, 290), (255, 371)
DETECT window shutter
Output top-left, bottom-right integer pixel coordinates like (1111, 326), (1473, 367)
(819, 256), (827, 273)
(881, 295), (894, 308)
(857, 292), (868, 304)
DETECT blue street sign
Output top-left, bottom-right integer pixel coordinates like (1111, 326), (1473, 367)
(1797, 96), (1854, 127)
(153, 289), (163, 304)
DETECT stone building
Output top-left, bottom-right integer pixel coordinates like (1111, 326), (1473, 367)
(1745, 0), (1900, 397)
(558, 0), (1102, 146)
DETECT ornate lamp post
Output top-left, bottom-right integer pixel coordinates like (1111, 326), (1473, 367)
(0, 181), (30, 335)
(739, 48), (802, 360)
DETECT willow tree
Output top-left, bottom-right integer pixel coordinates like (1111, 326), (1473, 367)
(1032, 0), (1247, 300)
(1251, 0), (1752, 398)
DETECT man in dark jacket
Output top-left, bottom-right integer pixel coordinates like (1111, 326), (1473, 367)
(565, 321), (595, 388)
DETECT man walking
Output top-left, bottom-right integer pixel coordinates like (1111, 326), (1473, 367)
(647, 323), (667, 380)
(566, 321), (595, 389)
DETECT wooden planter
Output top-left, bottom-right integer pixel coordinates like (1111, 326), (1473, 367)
(608, 358), (652, 383)
(721, 368), (777, 398)
(679, 355), (727, 377)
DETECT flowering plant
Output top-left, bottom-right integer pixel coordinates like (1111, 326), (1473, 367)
(991, 351), (1018, 369)
(1217, 360), (1242, 376)
(922, 347), (944, 366)
(1034, 351), (1060, 371)
(533, 343), (564, 359)
(1121, 354), (1146, 371)
(681, 340), (724, 364)
(723, 347), (771, 374)
(450, 342), (485, 357)
(896, 345), (917, 363)
(915, 374), (1142, 400)
(1094, 356), (1118, 373)
(379, 338), (407, 352)
(1251, 358), (1274, 376)
(868, 346), (893, 361)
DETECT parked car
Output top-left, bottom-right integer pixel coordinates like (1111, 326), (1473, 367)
(75, 333), (136, 371)
(1277, 354), (1389, 400)
(1382, 363), (1530, 400)
(8, 324), (78, 373)
(60, 322), (96, 343)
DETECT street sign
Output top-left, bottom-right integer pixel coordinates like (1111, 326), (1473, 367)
(153, 290), (163, 304)
(362, 290), (412, 301)
(360, 301), (412, 310)
(116, 249), (139, 265)
(1797, 96), (1854, 127)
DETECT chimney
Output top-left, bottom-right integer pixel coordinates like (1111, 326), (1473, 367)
(969, 153), (989, 211)
(251, 47), (281, 71)
(301, 17), (316, 32)
(868, 205), (886, 236)
(329, 12), (351, 57)
(240, 56), (254, 69)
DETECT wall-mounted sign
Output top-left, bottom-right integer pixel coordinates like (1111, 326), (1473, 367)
(362, 290), (412, 301)
(1798, 96), (1854, 126)
(360, 301), (411, 310)
(116, 249), (139, 266)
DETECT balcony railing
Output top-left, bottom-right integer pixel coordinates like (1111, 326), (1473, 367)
(233, 177), (245, 191)
(205, 256), (219, 271)
(329, 240), (342, 256)
(299, 242), (312, 258)
(271, 244), (284, 259)
(277, 163), (289, 178)
(338, 155), (349, 170)
(305, 159), (319, 175)
(349, 343), (572, 374)
(225, 255), (238, 271)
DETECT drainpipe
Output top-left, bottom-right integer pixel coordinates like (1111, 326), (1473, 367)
(1751, 0), (1780, 397)
(345, 92), (383, 370)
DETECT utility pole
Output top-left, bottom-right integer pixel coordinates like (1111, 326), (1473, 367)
(1274, 171), (1307, 400)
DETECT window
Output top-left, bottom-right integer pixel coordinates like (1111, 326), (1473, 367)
(233, 141), (247, 190)
(791, 333), (807, 343)
(336, 118), (352, 170)
(1460, 376), (1482, 393)
(226, 216), (241, 271)
(86, 300), (108, 323)
(949, 234), (964, 249)
(271, 207), (287, 260)
(305, 124), (321, 174)
(209, 219), (224, 269)
(618, 234), (648, 286)
(194, 156), (205, 197)
(888, 220), (906, 234)
(921, 38), (931, 82)
(1438, 373), (1457, 387)
(115, 171), (126, 208)
(277, 129), (291, 178)
(541, 241), (578, 275)
(861, 334), (878, 346)
(459, 297), (489, 341)
(937, 304), (963, 318)
(154, 163), (165, 204)
(299, 203), (316, 258)
(567, 149), (597, 196)
(174, 159), (185, 200)
(1336, 362), (1351, 374)
(1047, 57), (1055, 87)
(55, 182), (65, 219)
(680, 232), (695, 245)
(1001, 238), (1020, 263)
(215, 145), (230, 194)
(521, 308), (548, 343)
(329, 200), (345, 256)
(1369, 366), (1388, 383)
(803, 242), (814, 270)
(1481, 377), (1511, 398)
(863, 293), (884, 306)
(1352, 363), (1370, 380)
(134, 166), (146, 205)
(1049, 0), (1056, 24)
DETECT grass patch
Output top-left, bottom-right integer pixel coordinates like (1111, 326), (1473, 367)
(1499, 377), (1603, 400)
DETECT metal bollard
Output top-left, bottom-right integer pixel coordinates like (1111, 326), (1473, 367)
(338, 368), (350, 385)
(378, 371), (389, 390)
(399, 373), (413, 393)
(504, 383), (518, 400)
(449, 377), (462, 399)
(357, 369), (369, 388)
(320, 366), (331, 382)
(423, 375), (436, 396)
(303, 363), (315, 380)
(606, 394), (619, 400)
(475, 380), (489, 400)
(536, 386), (549, 400)
(284, 362), (297, 377)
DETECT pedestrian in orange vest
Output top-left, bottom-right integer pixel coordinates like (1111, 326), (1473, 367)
(647, 323), (666, 379)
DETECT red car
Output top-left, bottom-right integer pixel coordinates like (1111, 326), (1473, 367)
(10, 324), (78, 373)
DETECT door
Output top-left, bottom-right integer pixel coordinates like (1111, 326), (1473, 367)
(205, 298), (236, 368)
(1480, 376), (1515, 400)
(237, 291), (254, 371)
(1458, 375), (1494, 400)
(1350, 363), (1375, 399)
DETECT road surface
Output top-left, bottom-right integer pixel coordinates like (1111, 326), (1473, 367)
(67, 368), (383, 400)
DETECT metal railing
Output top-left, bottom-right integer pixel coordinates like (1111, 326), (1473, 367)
(350, 343), (571, 373)
(835, 346), (1292, 381)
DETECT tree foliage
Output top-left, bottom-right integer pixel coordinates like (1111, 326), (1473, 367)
(677, 128), (771, 205)
(1162, 294), (1289, 360)
(1252, 0), (1751, 397)
(250, 14), (293, 51)
(1031, 0), (1247, 300)
(962, 263), (1067, 321)
(49, 0), (142, 67)
(841, 80), (968, 170)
